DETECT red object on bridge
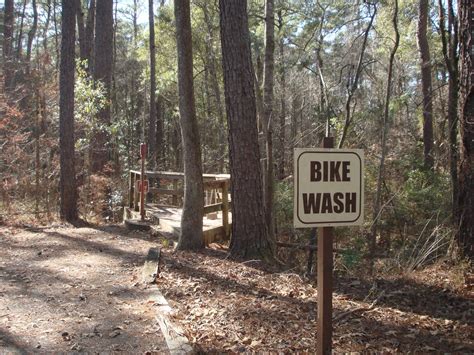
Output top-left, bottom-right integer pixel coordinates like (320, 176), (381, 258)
(140, 143), (148, 158)
(137, 180), (149, 193)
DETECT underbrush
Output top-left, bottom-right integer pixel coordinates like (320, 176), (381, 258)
(78, 173), (125, 224)
(273, 166), (464, 278)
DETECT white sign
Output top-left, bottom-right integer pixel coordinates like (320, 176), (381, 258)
(294, 148), (364, 228)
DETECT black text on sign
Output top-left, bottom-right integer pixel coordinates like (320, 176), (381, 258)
(294, 149), (364, 227)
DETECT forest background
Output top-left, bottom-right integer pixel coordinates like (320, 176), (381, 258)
(1, 0), (473, 272)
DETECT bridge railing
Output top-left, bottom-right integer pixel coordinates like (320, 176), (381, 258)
(128, 170), (231, 238)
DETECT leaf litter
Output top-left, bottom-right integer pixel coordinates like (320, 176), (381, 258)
(157, 246), (474, 353)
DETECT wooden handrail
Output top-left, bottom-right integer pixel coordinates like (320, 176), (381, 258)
(203, 179), (230, 189)
(128, 170), (232, 240)
(148, 187), (184, 196)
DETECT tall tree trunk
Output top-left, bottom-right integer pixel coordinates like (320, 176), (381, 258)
(457, 0), (474, 259)
(255, 53), (265, 134)
(3, 0), (14, 93)
(42, 0), (52, 52)
(26, 0), (38, 73)
(76, 0), (87, 62)
(277, 9), (286, 179)
(439, 0), (459, 220)
(263, 0), (275, 244)
(84, 0), (95, 70)
(59, 0), (78, 222)
(174, 0), (204, 250)
(219, 0), (273, 260)
(370, 0), (400, 264)
(417, 0), (434, 169)
(53, 0), (60, 71)
(16, 0), (27, 60)
(91, 0), (113, 174)
(148, 0), (157, 169)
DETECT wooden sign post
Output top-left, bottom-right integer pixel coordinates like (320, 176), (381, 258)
(318, 137), (334, 355)
(294, 138), (364, 354)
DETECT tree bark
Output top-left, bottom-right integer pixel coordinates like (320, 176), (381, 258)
(85, 0), (95, 70)
(277, 9), (286, 179)
(42, 0), (52, 52)
(59, 0), (78, 222)
(3, 0), (14, 93)
(91, 0), (113, 174)
(439, 0), (459, 220)
(174, 0), (205, 250)
(16, 0), (27, 60)
(76, 0), (87, 63)
(262, 0), (276, 244)
(148, 0), (157, 169)
(26, 0), (38, 73)
(255, 53), (265, 133)
(457, 0), (474, 259)
(53, 0), (60, 71)
(219, 0), (273, 260)
(417, 0), (434, 169)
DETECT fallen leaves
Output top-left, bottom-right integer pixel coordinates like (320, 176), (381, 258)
(158, 249), (474, 353)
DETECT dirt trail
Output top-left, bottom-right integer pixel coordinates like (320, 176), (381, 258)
(0, 224), (168, 353)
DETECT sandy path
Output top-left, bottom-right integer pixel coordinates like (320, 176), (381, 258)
(0, 224), (168, 354)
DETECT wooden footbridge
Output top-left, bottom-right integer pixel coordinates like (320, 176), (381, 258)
(124, 170), (232, 245)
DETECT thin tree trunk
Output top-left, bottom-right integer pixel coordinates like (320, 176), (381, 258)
(438, 0), (459, 220)
(42, 0), (51, 52)
(370, 0), (399, 265)
(59, 0), (78, 222)
(76, 0), (87, 62)
(219, 0), (273, 260)
(26, 0), (38, 73)
(338, 3), (376, 148)
(174, 0), (204, 250)
(262, 0), (276, 244)
(255, 53), (264, 133)
(16, 0), (27, 60)
(277, 9), (286, 179)
(417, 0), (434, 169)
(3, 0), (14, 93)
(148, 0), (157, 169)
(85, 0), (95, 70)
(53, 0), (60, 71)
